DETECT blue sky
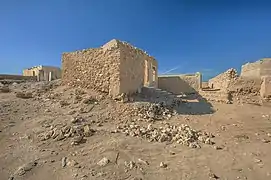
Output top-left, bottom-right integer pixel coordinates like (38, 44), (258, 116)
(1, 0), (271, 80)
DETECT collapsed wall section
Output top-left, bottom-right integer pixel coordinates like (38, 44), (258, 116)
(208, 68), (238, 91)
(158, 73), (202, 94)
(62, 44), (121, 97)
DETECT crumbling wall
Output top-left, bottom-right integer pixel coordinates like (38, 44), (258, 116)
(260, 76), (271, 98)
(208, 68), (238, 91)
(158, 73), (201, 94)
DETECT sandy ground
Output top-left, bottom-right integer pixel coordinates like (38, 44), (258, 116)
(1, 81), (271, 180)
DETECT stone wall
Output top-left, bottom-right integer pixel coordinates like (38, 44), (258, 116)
(241, 61), (262, 78)
(260, 76), (271, 98)
(158, 73), (202, 94)
(208, 68), (238, 91)
(241, 58), (271, 78)
(62, 39), (158, 98)
(199, 89), (231, 103)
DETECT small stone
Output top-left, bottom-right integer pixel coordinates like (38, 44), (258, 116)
(254, 159), (262, 163)
(124, 161), (136, 169)
(67, 159), (78, 167)
(61, 157), (67, 168)
(97, 157), (110, 166)
(208, 172), (219, 179)
(213, 145), (223, 150)
(71, 136), (83, 145)
(14, 161), (38, 176)
(262, 139), (270, 143)
(138, 158), (149, 165)
(159, 162), (167, 168)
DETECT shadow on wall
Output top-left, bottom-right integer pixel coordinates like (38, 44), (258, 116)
(130, 85), (215, 115)
(158, 76), (199, 94)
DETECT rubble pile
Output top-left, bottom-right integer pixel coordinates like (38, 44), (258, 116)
(38, 117), (96, 145)
(134, 102), (177, 120)
(116, 123), (214, 148)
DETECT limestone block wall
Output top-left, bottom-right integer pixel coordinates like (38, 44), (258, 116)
(260, 76), (271, 98)
(158, 73), (202, 94)
(208, 68), (238, 91)
(62, 47), (121, 96)
(62, 39), (158, 97)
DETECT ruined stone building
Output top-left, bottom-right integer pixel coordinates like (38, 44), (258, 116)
(62, 39), (158, 98)
(23, 65), (61, 81)
(241, 58), (271, 79)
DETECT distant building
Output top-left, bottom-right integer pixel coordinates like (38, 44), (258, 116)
(23, 65), (61, 81)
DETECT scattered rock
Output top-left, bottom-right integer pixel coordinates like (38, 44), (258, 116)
(62, 157), (67, 168)
(254, 159), (262, 163)
(116, 123), (214, 148)
(208, 172), (219, 179)
(13, 161), (38, 176)
(159, 162), (167, 168)
(82, 97), (97, 104)
(124, 161), (137, 169)
(67, 159), (78, 167)
(97, 157), (110, 166)
(59, 100), (70, 107)
(67, 110), (76, 115)
(71, 136), (83, 145)
(135, 102), (176, 120)
(138, 158), (149, 165)
(261, 139), (270, 143)
(213, 145), (223, 150)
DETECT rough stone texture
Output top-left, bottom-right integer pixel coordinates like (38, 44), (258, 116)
(208, 68), (238, 91)
(62, 39), (158, 98)
(241, 58), (271, 79)
(23, 65), (61, 81)
(260, 76), (271, 98)
(158, 73), (202, 94)
(199, 89), (231, 103)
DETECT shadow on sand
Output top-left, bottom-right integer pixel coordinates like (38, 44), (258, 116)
(131, 85), (215, 115)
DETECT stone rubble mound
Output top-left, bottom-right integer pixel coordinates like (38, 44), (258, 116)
(134, 102), (177, 120)
(116, 123), (214, 148)
(38, 117), (96, 145)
